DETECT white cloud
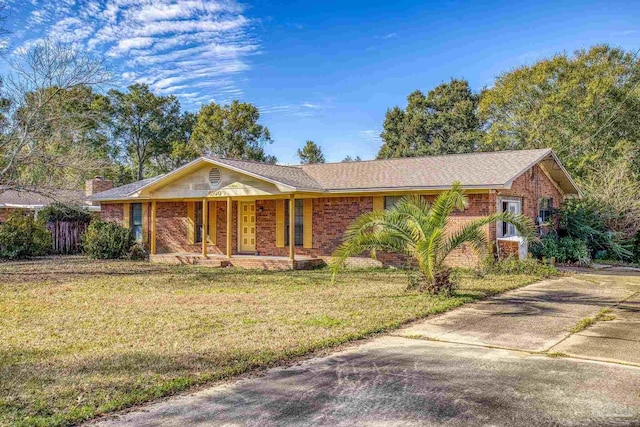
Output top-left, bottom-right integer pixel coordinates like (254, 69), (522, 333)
(359, 130), (382, 144)
(259, 101), (327, 118)
(11, 0), (256, 106)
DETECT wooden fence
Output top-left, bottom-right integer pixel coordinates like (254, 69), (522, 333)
(46, 221), (88, 254)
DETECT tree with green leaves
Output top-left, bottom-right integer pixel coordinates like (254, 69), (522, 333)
(107, 84), (182, 181)
(331, 183), (534, 293)
(297, 140), (325, 164)
(191, 100), (276, 163)
(148, 111), (198, 175)
(478, 44), (640, 181)
(342, 155), (362, 162)
(378, 79), (482, 159)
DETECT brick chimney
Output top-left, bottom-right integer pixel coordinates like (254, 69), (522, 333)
(85, 176), (113, 197)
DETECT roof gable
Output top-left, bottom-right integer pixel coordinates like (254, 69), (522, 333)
(141, 162), (286, 199)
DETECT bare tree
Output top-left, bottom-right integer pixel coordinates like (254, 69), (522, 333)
(0, 39), (111, 194)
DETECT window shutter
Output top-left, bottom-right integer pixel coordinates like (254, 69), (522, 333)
(141, 202), (149, 243)
(373, 196), (384, 211)
(122, 203), (131, 229)
(208, 201), (216, 244)
(187, 202), (195, 244)
(276, 199), (285, 248)
(303, 199), (313, 248)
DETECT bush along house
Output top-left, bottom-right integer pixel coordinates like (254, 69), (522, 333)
(90, 148), (580, 269)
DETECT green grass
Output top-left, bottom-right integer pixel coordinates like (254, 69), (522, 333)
(546, 352), (569, 358)
(594, 308), (616, 322)
(0, 256), (551, 426)
(570, 308), (616, 333)
(570, 317), (596, 333)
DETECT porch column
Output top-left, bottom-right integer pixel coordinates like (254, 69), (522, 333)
(289, 194), (295, 261)
(150, 200), (157, 255)
(201, 198), (208, 257)
(226, 197), (232, 258)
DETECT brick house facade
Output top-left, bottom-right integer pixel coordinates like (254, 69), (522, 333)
(94, 150), (578, 269)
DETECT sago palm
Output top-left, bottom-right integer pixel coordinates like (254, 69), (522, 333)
(331, 182), (535, 293)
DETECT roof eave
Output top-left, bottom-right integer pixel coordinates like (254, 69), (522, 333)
(502, 148), (581, 196)
(323, 184), (506, 193)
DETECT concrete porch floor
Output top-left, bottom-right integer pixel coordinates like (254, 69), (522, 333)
(150, 252), (326, 270)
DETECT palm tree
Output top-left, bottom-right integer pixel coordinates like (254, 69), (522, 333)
(331, 182), (535, 293)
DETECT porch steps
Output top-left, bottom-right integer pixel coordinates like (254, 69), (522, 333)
(150, 254), (228, 267)
(149, 253), (326, 271)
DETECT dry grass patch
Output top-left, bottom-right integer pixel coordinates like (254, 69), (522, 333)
(0, 257), (548, 426)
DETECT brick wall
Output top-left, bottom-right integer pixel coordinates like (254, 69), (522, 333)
(214, 201), (238, 255)
(498, 164), (564, 222)
(255, 196), (374, 258)
(85, 178), (113, 198)
(432, 192), (496, 267)
(156, 201), (235, 255)
(255, 195), (494, 268)
(100, 203), (124, 224)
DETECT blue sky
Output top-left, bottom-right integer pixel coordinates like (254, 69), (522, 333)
(4, 0), (640, 163)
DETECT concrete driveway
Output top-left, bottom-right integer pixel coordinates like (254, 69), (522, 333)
(95, 272), (640, 427)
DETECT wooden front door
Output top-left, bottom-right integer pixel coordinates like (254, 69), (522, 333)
(239, 201), (256, 252)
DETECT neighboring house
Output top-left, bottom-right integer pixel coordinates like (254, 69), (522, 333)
(0, 177), (112, 223)
(91, 148), (580, 269)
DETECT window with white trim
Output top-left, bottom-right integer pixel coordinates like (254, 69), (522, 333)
(538, 198), (553, 224)
(500, 199), (521, 237)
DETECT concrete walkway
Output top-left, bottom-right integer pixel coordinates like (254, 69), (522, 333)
(95, 273), (640, 427)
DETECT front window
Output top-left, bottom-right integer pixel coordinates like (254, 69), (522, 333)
(501, 199), (521, 237)
(130, 203), (142, 242)
(195, 202), (203, 243)
(538, 198), (553, 224)
(285, 199), (304, 246)
(384, 196), (403, 210)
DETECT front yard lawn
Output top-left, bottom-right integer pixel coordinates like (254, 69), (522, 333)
(0, 257), (552, 426)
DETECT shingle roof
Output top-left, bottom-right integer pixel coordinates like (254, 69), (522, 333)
(0, 188), (86, 207)
(301, 149), (552, 190)
(211, 158), (322, 190)
(91, 148), (579, 200)
(88, 176), (162, 200)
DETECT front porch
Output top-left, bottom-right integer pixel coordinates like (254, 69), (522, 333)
(149, 252), (326, 270)
(146, 195), (312, 269)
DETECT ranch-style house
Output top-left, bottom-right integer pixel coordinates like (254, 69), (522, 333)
(89, 148), (580, 269)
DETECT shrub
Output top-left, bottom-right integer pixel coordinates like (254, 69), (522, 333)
(530, 234), (590, 265)
(38, 202), (92, 223)
(0, 211), (52, 259)
(484, 257), (558, 277)
(127, 243), (147, 261)
(634, 232), (640, 263)
(557, 199), (632, 261)
(83, 220), (134, 259)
